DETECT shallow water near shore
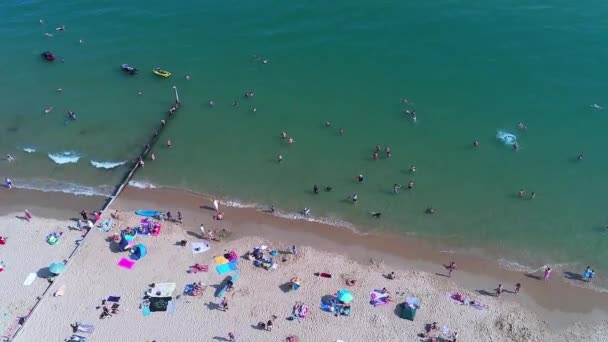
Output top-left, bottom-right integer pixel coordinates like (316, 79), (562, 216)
(1, 1), (608, 284)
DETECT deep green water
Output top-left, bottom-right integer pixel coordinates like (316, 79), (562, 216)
(1, 1), (608, 282)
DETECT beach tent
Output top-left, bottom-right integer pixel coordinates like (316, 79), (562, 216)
(149, 296), (171, 312)
(130, 244), (147, 260)
(399, 297), (420, 321)
(337, 289), (353, 303)
(290, 277), (301, 291)
(49, 262), (65, 275)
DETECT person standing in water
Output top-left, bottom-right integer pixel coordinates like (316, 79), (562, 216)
(544, 267), (552, 281)
(447, 261), (457, 277)
(407, 180), (414, 189)
(356, 174), (364, 183)
(313, 185), (319, 194)
(473, 140), (480, 147)
(393, 184), (402, 194)
(385, 146), (391, 158)
(409, 164), (416, 173)
(496, 284), (503, 297)
(373, 152), (378, 160)
(277, 154), (283, 163)
(375, 144), (381, 153)
(514, 283), (521, 294)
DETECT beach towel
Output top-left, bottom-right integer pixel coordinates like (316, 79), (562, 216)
(117, 258), (135, 269)
(75, 323), (94, 333)
(67, 335), (87, 342)
(216, 263), (233, 275)
(99, 219), (111, 232)
(191, 242), (210, 254)
(147, 283), (176, 298)
(149, 297), (171, 312)
(23, 272), (37, 286)
(215, 256), (229, 265)
(54, 285), (66, 297)
(167, 300), (176, 315)
(107, 296), (121, 303)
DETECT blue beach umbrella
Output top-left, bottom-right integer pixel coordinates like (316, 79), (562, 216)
(337, 289), (353, 303)
(49, 262), (65, 274)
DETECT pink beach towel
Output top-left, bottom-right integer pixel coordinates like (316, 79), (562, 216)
(118, 258), (135, 269)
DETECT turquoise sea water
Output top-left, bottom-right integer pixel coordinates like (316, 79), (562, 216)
(1, 1), (608, 282)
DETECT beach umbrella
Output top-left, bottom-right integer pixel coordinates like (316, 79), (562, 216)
(337, 289), (353, 303)
(49, 262), (65, 274)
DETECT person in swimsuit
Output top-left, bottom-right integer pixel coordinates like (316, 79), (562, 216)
(313, 185), (319, 194)
(393, 184), (402, 193)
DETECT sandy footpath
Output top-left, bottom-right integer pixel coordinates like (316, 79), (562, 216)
(12, 210), (608, 342)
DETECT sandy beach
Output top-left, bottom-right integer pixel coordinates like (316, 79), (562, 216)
(0, 187), (604, 341)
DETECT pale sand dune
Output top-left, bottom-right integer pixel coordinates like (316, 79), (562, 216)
(11, 211), (608, 342)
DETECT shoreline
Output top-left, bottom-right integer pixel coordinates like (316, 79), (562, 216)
(116, 186), (608, 328)
(3, 186), (608, 332)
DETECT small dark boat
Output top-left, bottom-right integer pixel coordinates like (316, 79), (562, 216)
(121, 64), (138, 75)
(41, 51), (55, 62)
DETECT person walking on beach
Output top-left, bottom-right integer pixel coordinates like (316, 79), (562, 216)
(447, 261), (457, 277)
(80, 210), (88, 221)
(228, 332), (236, 342)
(291, 245), (298, 256)
(496, 284), (503, 297)
(583, 266), (595, 283)
(515, 283), (521, 294)
(177, 211), (183, 224)
(213, 199), (220, 212)
(544, 267), (552, 281)
(221, 297), (228, 311)
(24, 209), (32, 222)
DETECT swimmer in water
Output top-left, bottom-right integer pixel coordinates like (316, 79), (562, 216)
(578, 154), (584, 161)
(375, 144), (381, 153)
(410, 110), (417, 123)
(517, 122), (527, 131)
(473, 140), (480, 147)
(313, 185), (319, 194)
(339, 128), (344, 136)
(356, 174), (364, 183)
(151, 153), (155, 161)
(79, 39), (84, 44)
(425, 206), (435, 214)
(513, 143), (519, 151)
(44, 33), (53, 37)
(590, 104), (604, 110)
(287, 138), (294, 144)
(250, 107), (257, 113)
(393, 184), (402, 193)
(373, 152), (378, 160)
(6, 154), (14, 162)
(56, 88), (63, 93)
(409, 164), (416, 173)
(56, 25), (65, 31)
(39, 19), (44, 24)
(325, 121), (331, 127)
(402, 97), (409, 105)
(67, 111), (77, 120)
(232, 99), (238, 107)
(262, 59), (268, 64)
(208, 99), (215, 108)
(44, 106), (53, 114)
(244, 91), (254, 98)
(167, 140), (172, 147)
(385, 146), (391, 158)
(161, 120), (166, 126)
(371, 212), (382, 218)
(518, 189), (525, 198)
(281, 132), (287, 139)
(407, 180), (414, 189)
(185, 75), (191, 80)
(530, 191), (536, 199)
(325, 186), (333, 192)
(349, 194), (358, 203)
(277, 154), (283, 163)
(302, 208), (311, 216)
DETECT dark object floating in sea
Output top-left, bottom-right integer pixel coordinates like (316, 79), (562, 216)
(121, 64), (138, 75)
(41, 51), (55, 61)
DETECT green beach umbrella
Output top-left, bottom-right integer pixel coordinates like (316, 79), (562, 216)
(49, 261), (65, 275)
(337, 289), (353, 303)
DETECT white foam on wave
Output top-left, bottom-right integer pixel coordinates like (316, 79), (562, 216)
(128, 180), (157, 189)
(496, 130), (517, 145)
(497, 258), (537, 273)
(22, 147), (36, 153)
(13, 178), (112, 197)
(273, 210), (354, 229)
(221, 199), (258, 209)
(48, 151), (80, 164)
(90, 160), (127, 169)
